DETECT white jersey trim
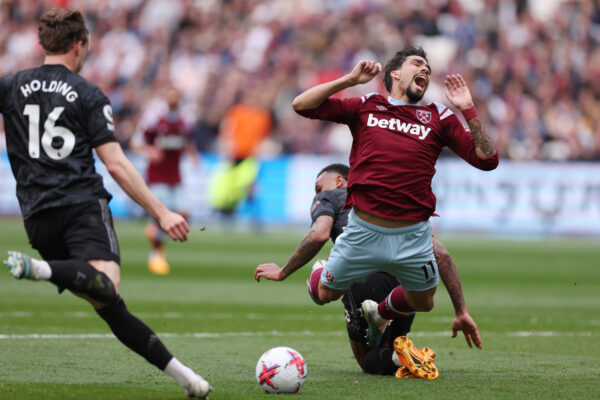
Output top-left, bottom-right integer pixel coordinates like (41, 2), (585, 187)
(361, 92), (380, 103)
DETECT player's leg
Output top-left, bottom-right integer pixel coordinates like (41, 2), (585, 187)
(307, 211), (389, 304)
(342, 273), (414, 375)
(84, 260), (210, 398)
(359, 221), (440, 379)
(10, 201), (211, 397)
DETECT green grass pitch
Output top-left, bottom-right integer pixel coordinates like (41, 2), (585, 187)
(0, 218), (599, 399)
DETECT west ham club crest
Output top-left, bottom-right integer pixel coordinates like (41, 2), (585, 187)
(416, 110), (432, 124)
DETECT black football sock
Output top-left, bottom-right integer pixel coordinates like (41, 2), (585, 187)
(96, 296), (173, 370)
(361, 347), (397, 375)
(48, 260), (116, 303)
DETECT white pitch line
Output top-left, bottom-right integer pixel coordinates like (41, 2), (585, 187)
(0, 330), (594, 340)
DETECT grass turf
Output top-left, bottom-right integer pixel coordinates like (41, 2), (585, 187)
(0, 219), (599, 399)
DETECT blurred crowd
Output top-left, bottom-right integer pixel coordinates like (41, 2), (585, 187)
(1, 0), (600, 161)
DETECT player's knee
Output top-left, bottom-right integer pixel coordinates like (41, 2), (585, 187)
(317, 284), (341, 304)
(362, 348), (396, 375)
(86, 269), (117, 304)
(413, 298), (435, 312)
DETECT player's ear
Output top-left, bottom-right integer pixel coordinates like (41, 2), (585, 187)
(72, 40), (82, 56)
(391, 71), (400, 80)
(335, 175), (344, 188)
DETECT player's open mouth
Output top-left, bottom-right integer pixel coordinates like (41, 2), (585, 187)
(414, 74), (428, 89)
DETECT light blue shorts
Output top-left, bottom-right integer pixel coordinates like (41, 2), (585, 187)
(321, 210), (439, 292)
(149, 184), (186, 213)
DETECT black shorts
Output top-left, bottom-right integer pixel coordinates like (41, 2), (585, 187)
(342, 272), (415, 348)
(24, 198), (121, 264)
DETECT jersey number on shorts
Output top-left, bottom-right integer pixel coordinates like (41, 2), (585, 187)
(23, 104), (75, 160)
(421, 260), (436, 280)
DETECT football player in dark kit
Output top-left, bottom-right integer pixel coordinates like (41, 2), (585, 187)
(255, 164), (482, 378)
(0, 8), (211, 398)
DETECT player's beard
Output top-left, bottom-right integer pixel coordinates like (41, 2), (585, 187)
(406, 85), (425, 102)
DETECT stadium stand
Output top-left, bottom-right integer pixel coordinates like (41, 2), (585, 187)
(1, 0), (599, 161)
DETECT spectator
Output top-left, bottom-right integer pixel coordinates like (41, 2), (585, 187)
(1, 0), (598, 161)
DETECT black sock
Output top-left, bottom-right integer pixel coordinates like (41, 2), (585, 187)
(48, 260), (116, 303)
(361, 347), (397, 375)
(96, 297), (173, 370)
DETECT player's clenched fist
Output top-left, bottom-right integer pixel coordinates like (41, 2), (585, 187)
(348, 60), (382, 85)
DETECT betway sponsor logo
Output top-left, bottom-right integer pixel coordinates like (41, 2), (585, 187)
(367, 113), (431, 140)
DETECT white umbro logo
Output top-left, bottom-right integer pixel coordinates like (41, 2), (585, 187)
(376, 105), (388, 111)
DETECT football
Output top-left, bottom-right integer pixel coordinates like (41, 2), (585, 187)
(255, 346), (308, 394)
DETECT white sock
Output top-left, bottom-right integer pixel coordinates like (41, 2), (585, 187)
(392, 351), (401, 367)
(30, 258), (52, 280)
(164, 357), (198, 388)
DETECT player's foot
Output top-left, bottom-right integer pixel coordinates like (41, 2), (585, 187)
(393, 336), (439, 380)
(306, 260), (326, 305)
(148, 252), (170, 275)
(361, 300), (390, 334)
(4, 251), (34, 279)
(395, 347), (436, 379)
(184, 374), (212, 399)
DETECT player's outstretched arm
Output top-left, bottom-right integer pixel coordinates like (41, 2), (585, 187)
(443, 74), (496, 160)
(254, 215), (333, 282)
(433, 237), (482, 349)
(292, 60), (382, 111)
(95, 142), (189, 242)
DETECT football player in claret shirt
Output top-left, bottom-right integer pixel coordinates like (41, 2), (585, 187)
(255, 164), (481, 379)
(133, 87), (198, 275)
(292, 46), (498, 379)
(0, 8), (211, 398)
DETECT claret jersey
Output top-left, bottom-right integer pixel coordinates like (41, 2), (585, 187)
(143, 112), (191, 185)
(0, 64), (117, 219)
(296, 93), (499, 221)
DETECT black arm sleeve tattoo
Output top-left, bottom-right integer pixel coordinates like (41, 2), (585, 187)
(281, 217), (330, 277)
(433, 239), (466, 314)
(467, 117), (496, 158)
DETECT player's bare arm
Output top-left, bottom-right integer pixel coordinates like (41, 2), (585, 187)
(433, 238), (482, 349)
(95, 142), (189, 242)
(292, 60), (382, 111)
(255, 215), (334, 282)
(443, 74), (496, 159)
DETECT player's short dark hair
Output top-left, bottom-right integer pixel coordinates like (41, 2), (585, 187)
(383, 46), (429, 92)
(317, 164), (349, 180)
(38, 8), (89, 55)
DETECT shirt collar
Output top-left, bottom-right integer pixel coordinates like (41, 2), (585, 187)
(387, 96), (420, 106)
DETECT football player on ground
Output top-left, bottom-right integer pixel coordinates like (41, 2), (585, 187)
(255, 164), (482, 379)
(291, 46), (498, 378)
(131, 86), (198, 275)
(0, 8), (211, 398)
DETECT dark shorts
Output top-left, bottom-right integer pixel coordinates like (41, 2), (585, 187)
(342, 272), (415, 348)
(24, 198), (121, 264)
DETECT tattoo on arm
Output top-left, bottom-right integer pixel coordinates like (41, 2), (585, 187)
(281, 220), (329, 277)
(467, 117), (496, 157)
(433, 240), (466, 314)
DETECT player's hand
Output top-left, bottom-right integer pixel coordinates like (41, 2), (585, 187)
(451, 311), (482, 349)
(443, 74), (474, 111)
(255, 263), (286, 282)
(157, 211), (189, 242)
(348, 60), (382, 85)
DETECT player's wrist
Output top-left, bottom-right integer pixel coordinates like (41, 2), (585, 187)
(279, 267), (289, 280)
(460, 105), (478, 121)
(342, 73), (359, 87)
